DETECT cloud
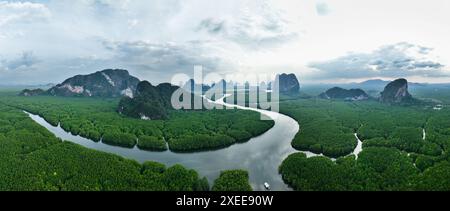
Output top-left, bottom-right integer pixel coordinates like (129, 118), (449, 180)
(0, 1), (51, 27)
(197, 19), (226, 34)
(316, 2), (330, 16)
(196, 1), (298, 49)
(0, 51), (41, 85)
(101, 39), (237, 79)
(309, 42), (447, 80)
(89, 0), (130, 9)
(0, 0), (303, 84)
(1, 51), (40, 71)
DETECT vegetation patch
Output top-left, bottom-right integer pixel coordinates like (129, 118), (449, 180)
(0, 104), (208, 191)
(0, 95), (274, 152)
(102, 132), (137, 148)
(279, 91), (450, 190)
(137, 135), (167, 151)
(280, 148), (422, 191)
(212, 170), (252, 191)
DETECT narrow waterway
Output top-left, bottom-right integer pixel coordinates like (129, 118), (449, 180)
(353, 133), (363, 159)
(423, 128), (426, 141)
(25, 95), (365, 190)
(25, 95), (299, 191)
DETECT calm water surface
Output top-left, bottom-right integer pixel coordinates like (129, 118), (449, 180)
(26, 96), (300, 191)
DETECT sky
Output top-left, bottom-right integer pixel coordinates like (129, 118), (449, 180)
(0, 0), (450, 85)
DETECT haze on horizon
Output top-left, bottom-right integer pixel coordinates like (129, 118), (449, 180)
(1, 0), (450, 85)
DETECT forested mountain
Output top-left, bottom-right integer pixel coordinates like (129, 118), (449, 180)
(47, 69), (140, 97)
(118, 81), (179, 120)
(275, 73), (300, 95)
(380, 78), (415, 104)
(319, 87), (369, 101)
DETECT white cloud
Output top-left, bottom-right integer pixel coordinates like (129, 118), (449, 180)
(0, 1), (51, 27)
(1, 0), (450, 84)
(196, 1), (298, 49)
(309, 42), (447, 80)
(0, 51), (40, 71)
(101, 39), (238, 81)
(0, 0), (301, 84)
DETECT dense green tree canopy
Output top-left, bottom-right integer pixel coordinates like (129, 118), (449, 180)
(279, 94), (450, 191)
(1, 95), (273, 152)
(0, 104), (208, 191)
(212, 170), (252, 191)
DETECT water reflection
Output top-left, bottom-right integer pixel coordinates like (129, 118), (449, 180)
(25, 96), (299, 191)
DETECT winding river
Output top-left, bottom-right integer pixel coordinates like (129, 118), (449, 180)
(26, 95), (301, 191)
(25, 94), (367, 190)
(25, 94), (366, 190)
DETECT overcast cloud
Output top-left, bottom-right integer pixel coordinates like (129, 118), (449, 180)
(0, 1), (51, 27)
(0, 0), (450, 85)
(309, 42), (445, 80)
(196, 1), (298, 49)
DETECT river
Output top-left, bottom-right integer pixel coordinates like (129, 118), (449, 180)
(25, 95), (300, 191)
(25, 95), (364, 190)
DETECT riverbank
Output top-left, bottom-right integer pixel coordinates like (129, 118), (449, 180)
(25, 96), (299, 191)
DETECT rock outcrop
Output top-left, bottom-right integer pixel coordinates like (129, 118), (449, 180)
(276, 73), (300, 95)
(47, 69), (140, 97)
(319, 87), (369, 101)
(380, 78), (413, 104)
(117, 81), (180, 120)
(118, 80), (211, 120)
(18, 89), (45, 96)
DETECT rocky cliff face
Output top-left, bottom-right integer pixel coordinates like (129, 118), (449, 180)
(47, 69), (140, 97)
(118, 81), (179, 120)
(118, 80), (211, 120)
(319, 87), (369, 101)
(380, 78), (413, 104)
(19, 89), (45, 96)
(276, 73), (300, 95)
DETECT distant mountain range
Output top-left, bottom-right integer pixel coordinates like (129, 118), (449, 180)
(16, 68), (433, 116)
(347, 79), (436, 91)
(318, 78), (419, 105)
(180, 73), (301, 96)
(10, 67), (439, 122)
(15, 69), (303, 119)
